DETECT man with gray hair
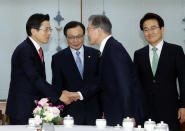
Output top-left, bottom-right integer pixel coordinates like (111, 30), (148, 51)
(87, 15), (147, 126)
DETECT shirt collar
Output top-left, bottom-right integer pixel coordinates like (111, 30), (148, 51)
(70, 45), (84, 55)
(99, 35), (112, 53)
(29, 36), (41, 51)
(149, 39), (164, 51)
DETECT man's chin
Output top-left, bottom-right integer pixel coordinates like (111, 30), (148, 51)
(71, 45), (82, 50)
(89, 41), (94, 45)
(88, 38), (93, 45)
(43, 40), (49, 44)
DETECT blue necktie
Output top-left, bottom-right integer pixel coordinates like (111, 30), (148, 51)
(76, 51), (83, 78)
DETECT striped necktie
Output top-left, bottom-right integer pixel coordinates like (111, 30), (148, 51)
(76, 51), (83, 78)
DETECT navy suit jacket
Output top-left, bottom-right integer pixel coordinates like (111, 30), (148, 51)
(6, 37), (59, 124)
(51, 46), (102, 125)
(99, 37), (146, 126)
(134, 42), (185, 130)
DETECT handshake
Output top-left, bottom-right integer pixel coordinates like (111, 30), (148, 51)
(59, 90), (81, 105)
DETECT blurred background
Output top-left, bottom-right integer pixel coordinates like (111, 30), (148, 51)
(0, 0), (185, 99)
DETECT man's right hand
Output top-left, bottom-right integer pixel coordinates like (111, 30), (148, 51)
(59, 90), (73, 105)
(59, 90), (81, 105)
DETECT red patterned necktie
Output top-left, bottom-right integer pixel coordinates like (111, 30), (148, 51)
(39, 47), (43, 62)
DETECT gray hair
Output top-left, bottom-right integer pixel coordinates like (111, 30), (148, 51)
(88, 15), (112, 34)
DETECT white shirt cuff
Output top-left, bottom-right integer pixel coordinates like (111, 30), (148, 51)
(77, 91), (83, 100)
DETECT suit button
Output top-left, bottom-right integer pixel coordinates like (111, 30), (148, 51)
(153, 79), (156, 83)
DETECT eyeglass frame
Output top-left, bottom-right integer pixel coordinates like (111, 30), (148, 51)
(33, 27), (53, 32)
(87, 26), (97, 31)
(143, 26), (161, 32)
(67, 34), (84, 40)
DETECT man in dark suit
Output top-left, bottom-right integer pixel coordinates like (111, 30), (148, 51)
(134, 13), (185, 131)
(87, 15), (146, 126)
(6, 13), (65, 125)
(51, 21), (102, 125)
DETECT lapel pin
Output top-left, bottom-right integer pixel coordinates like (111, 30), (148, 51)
(88, 56), (91, 58)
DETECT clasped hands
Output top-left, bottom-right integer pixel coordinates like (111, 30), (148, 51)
(59, 90), (80, 105)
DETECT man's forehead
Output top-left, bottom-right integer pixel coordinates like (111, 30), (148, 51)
(40, 21), (50, 26)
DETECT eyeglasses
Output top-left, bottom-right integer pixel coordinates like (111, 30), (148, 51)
(87, 26), (96, 31)
(39, 28), (52, 32)
(143, 26), (160, 32)
(67, 35), (84, 40)
(34, 27), (53, 32)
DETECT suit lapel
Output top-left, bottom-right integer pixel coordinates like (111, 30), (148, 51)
(26, 37), (46, 78)
(66, 47), (83, 79)
(27, 38), (45, 66)
(101, 36), (112, 60)
(144, 46), (154, 77)
(83, 46), (91, 78)
(155, 42), (167, 77)
(98, 37), (113, 77)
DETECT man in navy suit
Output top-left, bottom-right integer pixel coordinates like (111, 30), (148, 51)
(6, 13), (65, 125)
(51, 21), (102, 125)
(87, 15), (146, 126)
(134, 13), (185, 131)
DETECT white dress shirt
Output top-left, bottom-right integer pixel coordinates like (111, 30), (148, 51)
(28, 36), (41, 55)
(149, 40), (164, 67)
(70, 46), (84, 69)
(99, 35), (112, 54)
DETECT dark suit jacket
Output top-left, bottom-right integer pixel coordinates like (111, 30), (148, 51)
(134, 41), (185, 131)
(99, 37), (146, 126)
(6, 37), (59, 124)
(51, 46), (101, 125)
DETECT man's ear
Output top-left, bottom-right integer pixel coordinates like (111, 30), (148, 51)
(161, 27), (164, 35)
(31, 28), (36, 36)
(97, 27), (103, 33)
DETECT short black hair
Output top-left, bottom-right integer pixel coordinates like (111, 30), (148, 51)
(26, 13), (50, 36)
(140, 13), (164, 30)
(63, 21), (85, 37)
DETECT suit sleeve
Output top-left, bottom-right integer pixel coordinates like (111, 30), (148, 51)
(19, 48), (59, 103)
(51, 55), (67, 115)
(176, 46), (185, 107)
(79, 75), (100, 101)
(133, 51), (139, 74)
(78, 52), (101, 101)
(133, 51), (142, 83)
(51, 55), (66, 93)
(110, 46), (147, 123)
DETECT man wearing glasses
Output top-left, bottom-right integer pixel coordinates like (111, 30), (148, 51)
(51, 21), (101, 125)
(134, 13), (185, 131)
(6, 13), (66, 125)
